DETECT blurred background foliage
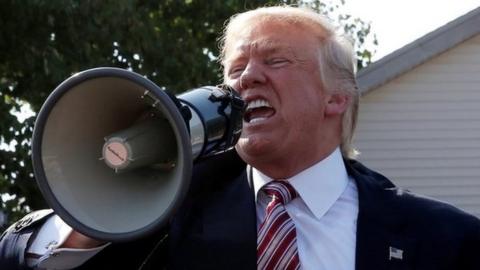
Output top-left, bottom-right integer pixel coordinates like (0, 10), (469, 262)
(0, 0), (376, 228)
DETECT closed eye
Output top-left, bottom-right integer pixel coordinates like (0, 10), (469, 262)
(265, 58), (290, 67)
(228, 66), (245, 78)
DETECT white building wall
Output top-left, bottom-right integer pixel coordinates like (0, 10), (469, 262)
(354, 34), (480, 216)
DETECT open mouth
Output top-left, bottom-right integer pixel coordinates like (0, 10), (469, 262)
(244, 99), (276, 123)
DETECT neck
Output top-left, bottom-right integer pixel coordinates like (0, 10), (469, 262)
(252, 144), (340, 179)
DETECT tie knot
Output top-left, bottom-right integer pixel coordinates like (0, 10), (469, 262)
(262, 180), (298, 205)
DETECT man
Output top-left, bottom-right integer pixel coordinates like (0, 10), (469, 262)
(2, 6), (480, 270)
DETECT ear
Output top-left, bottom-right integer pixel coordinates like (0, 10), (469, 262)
(325, 93), (349, 116)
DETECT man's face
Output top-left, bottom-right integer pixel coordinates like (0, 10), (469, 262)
(223, 21), (338, 175)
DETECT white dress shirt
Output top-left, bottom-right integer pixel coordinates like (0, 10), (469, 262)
(253, 148), (359, 270)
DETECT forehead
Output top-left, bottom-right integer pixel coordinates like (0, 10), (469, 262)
(224, 21), (317, 63)
(232, 37), (292, 57)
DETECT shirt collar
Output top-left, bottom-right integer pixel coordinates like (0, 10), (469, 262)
(251, 147), (349, 219)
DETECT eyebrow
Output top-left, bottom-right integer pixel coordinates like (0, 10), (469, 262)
(226, 39), (294, 64)
(247, 39), (291, 54)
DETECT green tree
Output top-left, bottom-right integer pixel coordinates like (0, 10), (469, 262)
(0, 0), (376, 228)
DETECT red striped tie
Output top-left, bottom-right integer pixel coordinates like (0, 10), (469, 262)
(257, 180), (300, 270)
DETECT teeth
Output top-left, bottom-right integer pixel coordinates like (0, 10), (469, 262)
(250, 117), (267, 123)
(246, 99), (271, 110)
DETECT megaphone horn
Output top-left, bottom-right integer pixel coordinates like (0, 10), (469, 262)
(32, 67), (244, 241)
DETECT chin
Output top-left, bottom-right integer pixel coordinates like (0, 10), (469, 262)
(235, 136), (274, 163)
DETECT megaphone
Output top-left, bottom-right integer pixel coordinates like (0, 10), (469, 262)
(32, 67), (244, 241)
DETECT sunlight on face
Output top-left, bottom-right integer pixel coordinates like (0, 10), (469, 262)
(223, 20), (340, 178)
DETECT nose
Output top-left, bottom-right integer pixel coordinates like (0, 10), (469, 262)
(237, 61), (266, 92)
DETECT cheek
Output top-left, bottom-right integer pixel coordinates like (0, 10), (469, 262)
(282, 91), (324, 116)
(281, 95), (326, 135)
(224, 78), (240, 92)
(222, 63), (239, 85)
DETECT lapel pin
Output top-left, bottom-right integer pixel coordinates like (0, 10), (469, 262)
(389, 246), (404, 260)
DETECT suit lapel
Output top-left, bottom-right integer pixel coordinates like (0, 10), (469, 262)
(355, 203), (417, 270)
(347, 160), (417, 270)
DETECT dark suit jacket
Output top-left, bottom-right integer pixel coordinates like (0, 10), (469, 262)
(2, 150), (480, 269)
